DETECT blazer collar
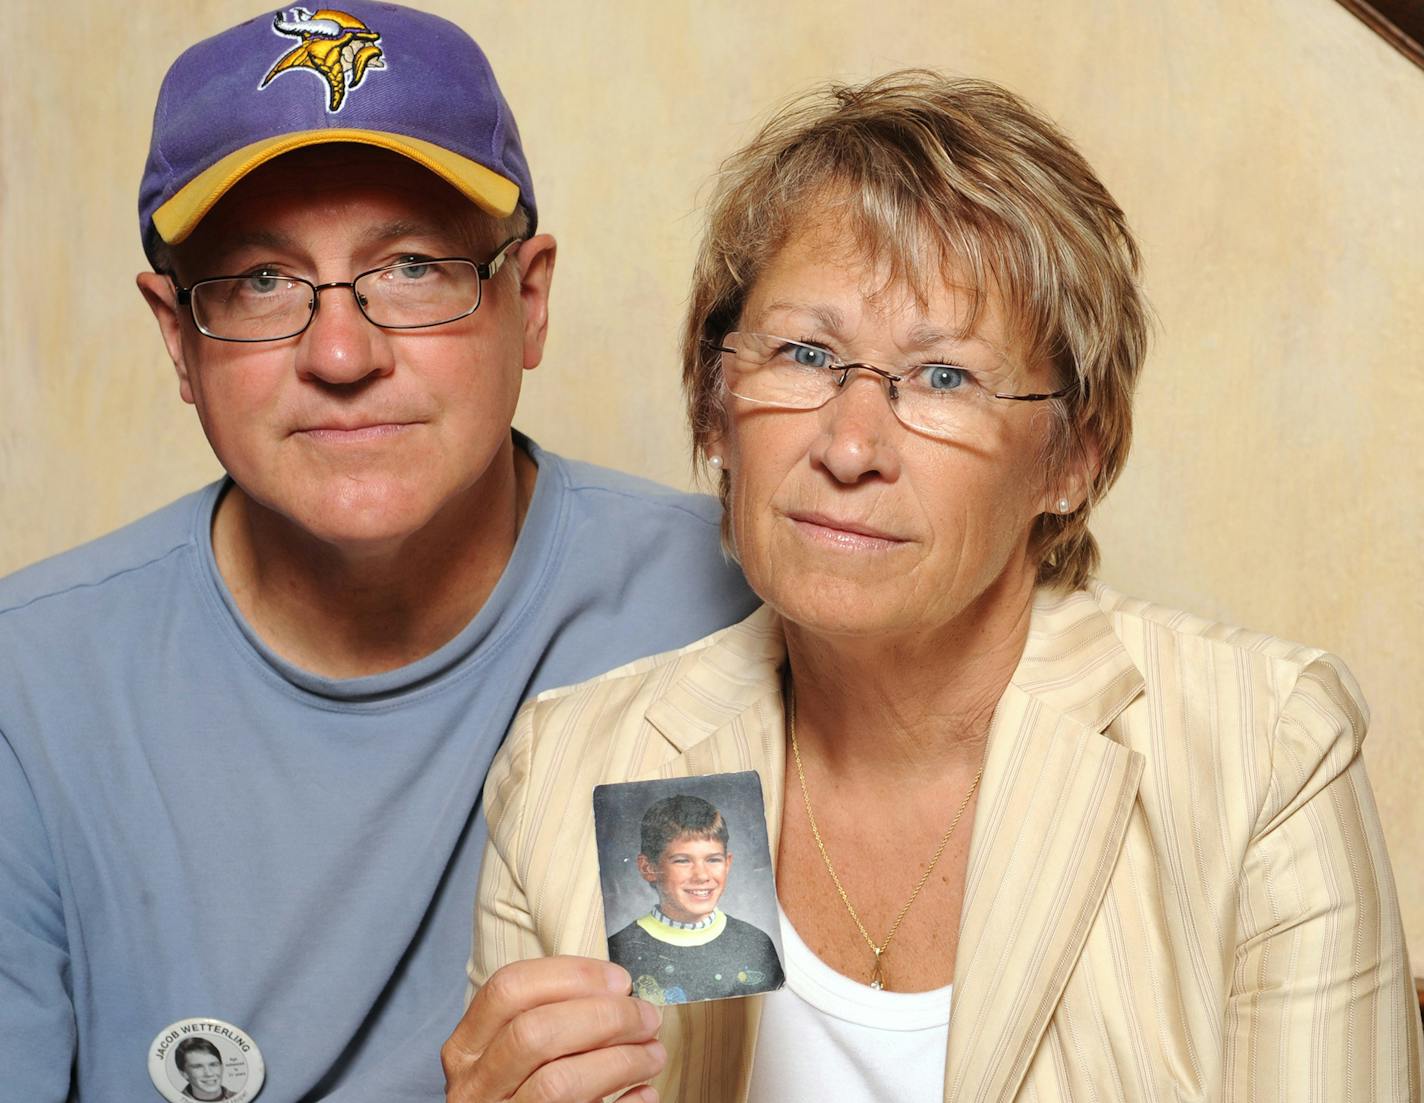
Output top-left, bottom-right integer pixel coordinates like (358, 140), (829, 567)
(642, 586), (1143, 756)
(1010, 581), (1145, 732)
(644, 605), (786, 754)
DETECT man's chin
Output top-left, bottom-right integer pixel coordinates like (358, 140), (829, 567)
(243, 482), (453, 555)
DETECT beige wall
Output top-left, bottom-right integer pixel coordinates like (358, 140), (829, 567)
(4, 2), (1421, 952)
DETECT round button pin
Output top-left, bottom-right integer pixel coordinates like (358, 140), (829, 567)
(148, 1017), (265, 1103)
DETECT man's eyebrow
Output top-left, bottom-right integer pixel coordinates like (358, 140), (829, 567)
(228, 228), (295, 251)
(357, 219), (447, 246)
(214, 220), (453, 261)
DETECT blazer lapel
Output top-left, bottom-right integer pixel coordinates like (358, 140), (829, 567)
(944, 588), (1146, 1103)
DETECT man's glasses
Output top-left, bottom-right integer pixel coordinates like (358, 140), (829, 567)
(173, 238), (522, 342)
(710, 332), (1074, 442)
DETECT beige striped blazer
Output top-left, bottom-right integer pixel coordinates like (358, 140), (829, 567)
(472, 583), (1423, 1101)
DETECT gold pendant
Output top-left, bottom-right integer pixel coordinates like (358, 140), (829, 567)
(869, 948), (885, 991)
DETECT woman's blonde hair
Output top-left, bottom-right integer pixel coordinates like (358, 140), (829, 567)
(682, 71), (1150, 590)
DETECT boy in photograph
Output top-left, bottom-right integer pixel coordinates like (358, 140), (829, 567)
(174, 1038), (236, 1101)
(608, 794), (783, 1004)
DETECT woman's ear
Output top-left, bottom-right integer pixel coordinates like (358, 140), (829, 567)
(1043, 424), (1101, 515)
(702, 433), (729, 474)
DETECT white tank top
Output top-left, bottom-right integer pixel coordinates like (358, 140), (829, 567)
(746, 906), (952, 1102)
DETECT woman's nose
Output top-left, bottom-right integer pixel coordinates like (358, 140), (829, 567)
(809, 373), (903, 484)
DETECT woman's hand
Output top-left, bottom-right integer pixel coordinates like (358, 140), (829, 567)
(443, 956), (666, 1103)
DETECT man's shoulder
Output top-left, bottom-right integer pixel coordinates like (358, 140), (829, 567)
(0, 486), (213, 621)
(545, 450), (722, 530)
(513, 446), (755, 692)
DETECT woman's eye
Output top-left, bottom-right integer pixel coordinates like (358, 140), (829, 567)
(396, 261), (432, 279)
(786, 342), (831, 369)
(919, 364), (968, 391)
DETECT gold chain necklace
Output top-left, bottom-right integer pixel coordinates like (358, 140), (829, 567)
(787, 687), (983, 991)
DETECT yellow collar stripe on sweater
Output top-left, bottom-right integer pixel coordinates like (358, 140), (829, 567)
(636, 909), (727, 947)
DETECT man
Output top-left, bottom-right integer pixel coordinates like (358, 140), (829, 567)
(0, 4), (754, 1101)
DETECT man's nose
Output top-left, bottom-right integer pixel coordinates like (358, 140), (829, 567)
(294, 282), (395, 385)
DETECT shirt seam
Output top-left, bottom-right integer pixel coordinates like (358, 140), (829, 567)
(561, 483), (720, 528)
(0, 542), (194, 619)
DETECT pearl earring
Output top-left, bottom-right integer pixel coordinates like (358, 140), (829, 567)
(708, 454), (724, 471)
(1056, 497), (1072, 514)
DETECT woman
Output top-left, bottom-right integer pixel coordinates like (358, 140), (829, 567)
(443, 73), (1421, 1102)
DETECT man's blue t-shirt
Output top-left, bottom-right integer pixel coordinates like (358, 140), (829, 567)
(0, 437), (757, 1102)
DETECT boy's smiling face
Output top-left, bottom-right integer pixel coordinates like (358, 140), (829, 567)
(637, 833), (733, 923)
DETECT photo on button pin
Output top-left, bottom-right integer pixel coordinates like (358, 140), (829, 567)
(146, 1017), (265, 1103)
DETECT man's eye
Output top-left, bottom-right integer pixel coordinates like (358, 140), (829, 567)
(385, 257), (444, 281)
(918, 364), (968, 391)
(243, 271), (284, 294)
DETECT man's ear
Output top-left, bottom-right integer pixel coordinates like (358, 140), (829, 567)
(136, 271), (196, 405)
(514, 234), (556, 372)
(635, 853), (658, 884)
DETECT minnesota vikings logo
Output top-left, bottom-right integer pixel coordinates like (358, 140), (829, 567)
(261, 8), (385, 113)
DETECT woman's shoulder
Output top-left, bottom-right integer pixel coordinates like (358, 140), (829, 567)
(520, 604), (779, 723)
(1084, 580), (1364, 723)
(492, 604), (783, 790)
(1088, 580), (1334, 666)
(1076, 581), (1368, 828)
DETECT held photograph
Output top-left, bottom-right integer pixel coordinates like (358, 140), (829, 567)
(593, 772), (785, 1006)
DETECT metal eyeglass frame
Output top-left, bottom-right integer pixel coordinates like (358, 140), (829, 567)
(707, 335), (1076, 404)
(172, 236), (524, 343)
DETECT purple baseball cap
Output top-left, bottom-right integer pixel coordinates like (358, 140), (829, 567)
(138, 2), (536, 264)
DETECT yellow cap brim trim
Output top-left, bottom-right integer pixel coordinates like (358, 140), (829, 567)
(151, 128), (521, 245)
